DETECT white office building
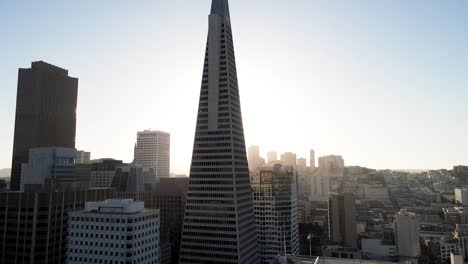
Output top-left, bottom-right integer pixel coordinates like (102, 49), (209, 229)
(251, 165), (300, 264)
(394, 209), (420, 258)
(67, 199), (160, 264)
(134, 130), (170, 179)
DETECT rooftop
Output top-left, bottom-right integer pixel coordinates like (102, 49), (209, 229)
(84, 199), (144, 214)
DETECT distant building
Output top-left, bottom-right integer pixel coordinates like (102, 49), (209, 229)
(10, 61), (78, 190)
(297, 158), (307, 171)
(361, 239), (397, 260)
(152, 177), (189, 264)
(454, 166), (468, 182)
(454, 224), (468, 260)
(319, 155), (345, 176)
(251, 165), (299, 264)
(394, 209), (420, 258)
(280, 152), (297, 169)
(67, 199), (160, 264)
(89, 159), (123, 188)
(309, 169), (330, 202)
(0, 189), (114, 264)
(328, 192), (358, 248)
(20, 147), (77, 192)
(248, 145), (261, 171)
(427, 237), (459, 264)
(134, 130), (170, 179)
(112, 164), (157, 193)
(267, 151), (278, 164)
(455, 188), (468, 206)
(310, 149), (316, 169)
(364, 185), (389, 201)
(75, 150), (90, 164)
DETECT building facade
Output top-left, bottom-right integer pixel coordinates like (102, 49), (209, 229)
(267, 151), (278, 164)
(251, 165), (300, 264)
(248, 145), (261, 172)
(0, 189), (114, 264)
(318, 155), (345, 177)
(134, 130), (170, 179)
(10, 61), (78, 190)
(76, 150), (91, 164)
(152, 177), (189, 264)
(310, 149), (316, 169)
(328, 192), (358, 248)
(280, 152), (297, 169)
(179, 1), (260, 263)
(67, 199), (160, 264)
(394, 209), (420, 258)
(21, 147), (77, 192)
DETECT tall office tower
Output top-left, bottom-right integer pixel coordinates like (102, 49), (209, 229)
(67, 199), (160, 264)
(251, 165), (299, 264)
(267, 151), (278, 164)
(75, 150), (91, 164)
(179, 1), (260, 263)
(21, 147), (77, 192)
(10, 61), (78, 190)
(152, 177), (189, 264)
(310, 149), (316, 169)
(328, 192), (358, 248)
(134, 130), (170, 179)
(280, 152), (297, 169)
(394, 209), (420, 258)
(248, 145), (261, 171)
(0, 189), (114, 264)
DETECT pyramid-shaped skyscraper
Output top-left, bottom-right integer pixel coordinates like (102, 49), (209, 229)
(179, 0), (260, 263)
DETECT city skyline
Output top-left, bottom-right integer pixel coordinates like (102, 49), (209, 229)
(1, 0), (468, 174)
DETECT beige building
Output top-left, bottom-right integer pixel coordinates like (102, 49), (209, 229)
(394, 209), (420, 258)
(280, 152), (297, 169)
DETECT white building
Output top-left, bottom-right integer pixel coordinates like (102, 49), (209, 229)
(394, 209), (420, 258)
(21, 147), (76, 191)
(251, 165), (300, 264)
(67, 199), (160, 264)
(76, 150), (91, 164)
(361, 239), (397, 260)
(455, 188), (468, 206)
(134, 130), (170, 179)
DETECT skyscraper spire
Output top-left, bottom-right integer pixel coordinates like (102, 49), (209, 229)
(178, 0), (260, 263)
(210, 0), (230, 19)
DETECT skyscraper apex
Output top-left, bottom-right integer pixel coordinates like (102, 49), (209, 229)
(210, 0), (230, 19)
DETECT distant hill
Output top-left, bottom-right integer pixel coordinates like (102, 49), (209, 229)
(0, 168), (11, 178)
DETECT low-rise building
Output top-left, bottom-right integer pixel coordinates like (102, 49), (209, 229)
(67, 199), (160, 264)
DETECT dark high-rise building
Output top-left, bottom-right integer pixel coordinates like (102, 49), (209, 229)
(10, 61), (78, 190)
(328, 192), (358, 248)
(0, 189), (114, 264)
(153, 177), (189, 264)
(179, 1), (260, 263)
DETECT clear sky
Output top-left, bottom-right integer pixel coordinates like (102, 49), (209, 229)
(1, 0), (467, 173)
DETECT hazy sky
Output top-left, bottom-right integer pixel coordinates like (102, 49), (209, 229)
(1, 0), (468, 173)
